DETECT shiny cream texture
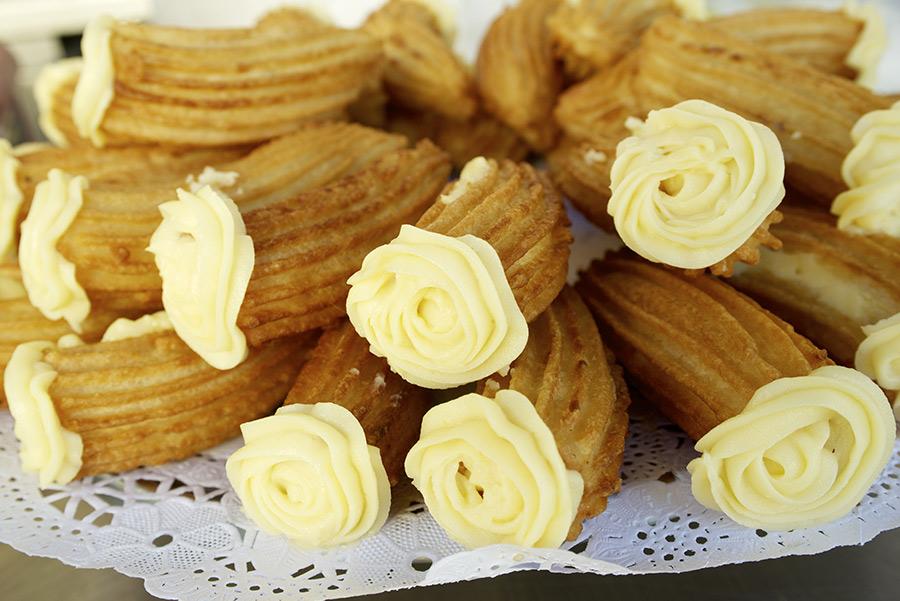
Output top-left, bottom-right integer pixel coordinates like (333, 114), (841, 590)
(148, 186), (254, 370)
(19, 169), (91, 332)
(688, 366), (895, 530)
(101, 311), (173, 343)
(34, 57), (83, 147)
(0, 140), (23, 259)
(5, 341), (83, 487)
(404, 390), (583, 549)
(225, 403), (390, 548)
(856, 313), (900, 393)
(832, 102), (900, 238)
(607, 100), (785, 270)
(844, 0), (887, 89)
(346, 225), (528, 389)
(72, 15), (115, 146)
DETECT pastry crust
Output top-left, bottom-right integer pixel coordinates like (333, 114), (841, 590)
(284, 321), (430, 486)
(79, 9), (383, 147)
(634, 16), (891, 206)
(577, 254), (830, 439)
(476, 0), (562, 151)
(479, 287), (630, 538)
(730, 206), (900, 366)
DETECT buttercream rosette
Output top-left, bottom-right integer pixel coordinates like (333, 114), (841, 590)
(226, 403), (391, 548)
(346, 224), (528, 389)
(856, 313), (900, 397)
(404, 389), (583, 548)
(688, 366), (895, 530)
(607, 99), (785, 272)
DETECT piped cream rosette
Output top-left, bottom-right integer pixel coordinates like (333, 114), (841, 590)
(832, 101), (900, 238)
(71, 15), (115, 147)
(226, 403), (390, 548)
(855, 313), (900, 418)
(148, 185), (254, 370)
(404, 390), (583, 549)
(346, 224), (528, 389)
(843, 0), (887, 89)
(688, 366), (895, 530)
(607, 99), (785, 270)
(18, 169), (91, 332)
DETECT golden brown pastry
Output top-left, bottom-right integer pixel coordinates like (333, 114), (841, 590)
(364, 0), (476, 120)
(69, 9), (383, 147)
(730, 206), (900, 367)
(577, 253), (830, 439)
(479, 286), (630, 537)
(634, 16), (892, 206)
(476, 0), (562, 151)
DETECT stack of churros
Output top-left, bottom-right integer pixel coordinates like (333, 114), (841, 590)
(3, 0), (898, 556)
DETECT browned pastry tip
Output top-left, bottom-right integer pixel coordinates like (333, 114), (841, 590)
(385, 106), (529, 168)
(479, 286), (630, 538)
(476, 0), (562, 151)
(730, 205), (900, 366)
(365, 0), (477, 120)
(577, 254), (830, 439)
(633, 15), (891, 206)
(39, 69), (83, 147)
(237, 139), (452, 345)
(416, 159), (571, 321)
(87, 9), (383, 147)
(546, 136), (616, 232)
(43, 331), (317, 477)
(54, 123), (408, 313)
(285, 321), (431, 486)
(712, 8), (863, 79)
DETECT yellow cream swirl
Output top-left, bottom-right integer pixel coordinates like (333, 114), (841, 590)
(34, 57), (83, 147)
(225, 403), (390, 548)
(148, 186), (254, 370)
(101, 311), (173, 343)
(832, 102), (900, 238)
(843, 1), (887, 89)
(72, 15), (115, 147)
(5, 341), (83, 488)
(346, 225), (528, 389)
(856, 313), (900, 393)
(405, 390), (583, 549)
(0, 139), (23, 260)
(688, 366), (895, 530)
(607, 99), (785, 270)
(19, 169), (90, 332)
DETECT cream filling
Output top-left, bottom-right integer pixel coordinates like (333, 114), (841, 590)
(607, 100), (785, 270)
(0, 139), (23, 259)
(72, 15), (116, 147)
(33, 57), (83, 147)
(405, 389), (583, 549)
(5, 341), (83, 488)
(101, 311), (173, 343)
(346, 225), (528, 389)
(186, 167), (240, 194)
(147, 186), (254, 370)
(440, 156), (490, 204)
(226, 403), (390, 548)
(19, 169), (90, 332)
(856, 313), (900, 392)
(843, 1), (887, 89)
(674, 0), (709, 21)
(688, 366), (895, 530)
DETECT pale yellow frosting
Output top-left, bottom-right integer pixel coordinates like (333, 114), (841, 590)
(856, 313), (900, 392)
(225, 403), (390, 548)
(186, 167), (240, 194)
(101, 311), (173, 343)
(440, 156), (490, 204)
(148, 186), (254, 370)
(346, 225), (528, 389)
(843, 1), (887, 89)
(19, 169), (90, 332)
(5, 341), (83, 488)
(0, 140), (23, 260)
(405, 389), (583, 549)
(832, 102), (900, 238)
(72, 15), (116, 147)
(674, 0), (709, 21)
(33, 57), (83, 147)
(608, 100), (785, 270)
(688, 366), (895, 530)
